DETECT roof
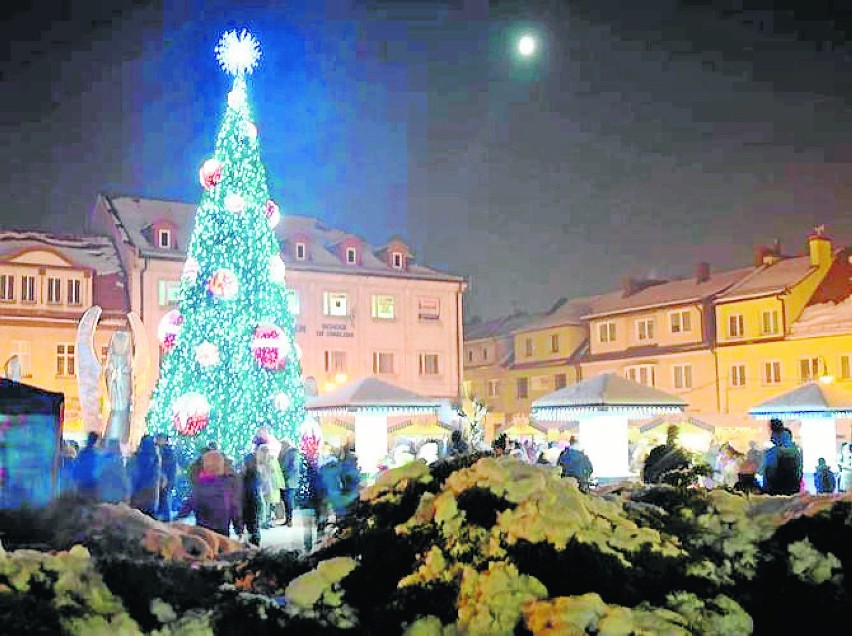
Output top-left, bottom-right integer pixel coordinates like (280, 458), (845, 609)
(464, 312), (539, 342)
(531, 373), (687, 412)
(515, 297), (598, 332)
(509, 339), (588, 371)
(101, 193), (463, 283)
(790, 296), (852, 338)
(749, 382), (852, 418)
(716, 255), (815, 301)
(305, 377), (443, 413)
(583, 267), (752, 318)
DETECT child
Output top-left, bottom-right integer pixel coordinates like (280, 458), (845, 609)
(814, 457), (836, 494)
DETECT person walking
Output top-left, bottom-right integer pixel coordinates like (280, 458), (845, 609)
(155, 434), (178, 522)
(557, 437), (594, 493)
(98, 438), (129, 504)
(240, 451), (263, 546)
(838, 442), (852, 493)
(130, 435), (162, 517)
(279, 441), (301, 527)
(814, 458), (837, 494)
(73, 432), (101, 502)
(760, 428), (803, 495)
(184, 453), (241, 537)
(256, 444), (284, 527)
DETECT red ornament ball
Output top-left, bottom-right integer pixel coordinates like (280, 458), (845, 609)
(251, 323), (291, 369)
(266, 199), (281, 229)
(199, 159), (223, 190)
(157, 309), (183, 352)
(171, 392), (211, 436)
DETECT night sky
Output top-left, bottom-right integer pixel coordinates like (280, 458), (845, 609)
(2, 0), (852, 322)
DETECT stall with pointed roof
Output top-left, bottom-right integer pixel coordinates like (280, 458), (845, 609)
(305, 377), (444, 473)
(531, 373), (687, 480)
(749, 381), (852, 480)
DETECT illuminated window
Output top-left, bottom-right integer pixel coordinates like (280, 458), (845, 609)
(763, 361), (781, 385)
(324, 351), (347, 374)
(598, 321), (616, 343)
(21, 275), (36, 303)
(554, 373), (567, 389)
(418, 297), (440, 320)
(371, 294), (395, 320)
(419, 353), (439, 375)
(841, 354), (850, 380)
(516, 377), (529, 399)
(11, 341), (31, 377)
(761, 310), (779, 335)
(67, 279), (82, 306)
(524, 338), (533, 357)
(391, 252), (404, 269)
(47, 277), (62, 304)
(372, 351), (394, 374)
(287, 289), (300, 315)
(728, 314), (744, 338)
(295, 242), (306, 261)
(158, 280), (181, 307)
(799, 357), (819, 383)
(636, 318), (655, 341)
(56, 344), (76, 377)
(323, 292), (348, 317)
(625, 365), (655, 387)
(346, 247), (357, 264)
(730, 364), (746, 387)
(0, 274), (13, 301)
(673, 364), (693, 389)
(670, 310), (692, 333)
(158, 228), (172, 248)
(487, 379), (499, 397)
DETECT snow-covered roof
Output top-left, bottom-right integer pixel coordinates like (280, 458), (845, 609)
(102, 194), (463, 282)
(305, 377), (443, 414)
(716, 255), (815, 301)
(0, 231), (123, 274)
(790, 296), (852, 337)
(749, 382), (852, 418)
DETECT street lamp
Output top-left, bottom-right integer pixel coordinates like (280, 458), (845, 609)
(518, 34), (537, 57)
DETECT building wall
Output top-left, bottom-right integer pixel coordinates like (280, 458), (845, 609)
(588, 304), (705, 357)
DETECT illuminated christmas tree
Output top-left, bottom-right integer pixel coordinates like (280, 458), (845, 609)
(146, 30), (306, 464)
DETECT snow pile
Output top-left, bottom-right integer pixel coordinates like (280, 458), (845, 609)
(791, 296), (852, 336)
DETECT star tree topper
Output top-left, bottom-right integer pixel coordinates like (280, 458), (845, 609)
(216, 29), (261, 76)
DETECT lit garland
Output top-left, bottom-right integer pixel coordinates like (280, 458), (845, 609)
(305, 405), (440, 416)
(749, 410), (852, 421)
(531, 405), (683, 422)
(145, 30), (306, 466)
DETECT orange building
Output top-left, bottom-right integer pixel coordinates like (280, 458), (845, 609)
(0, 232), (129, 435)
(89, 194), (467, 405)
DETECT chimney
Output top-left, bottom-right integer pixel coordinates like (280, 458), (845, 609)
(754, 245), (781, 267)
(808, 225), (832, 268)
(622, 276), (637, 298)
(694, 262), (710, 284)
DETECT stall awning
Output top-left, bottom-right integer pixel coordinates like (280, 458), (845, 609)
(749, 381), (852, 420)
(305, 377), (443, 416)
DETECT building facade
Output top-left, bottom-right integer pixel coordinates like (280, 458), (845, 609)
(0, 232), (129, 434)
(89, 194), (467, 405)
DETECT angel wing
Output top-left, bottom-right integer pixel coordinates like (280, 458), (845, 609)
(76, 305), (104, 434)
(128, 311), (151, 448)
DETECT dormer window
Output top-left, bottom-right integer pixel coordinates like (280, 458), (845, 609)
(346, 247), (357, 264)
(392, 252), (404, 269)
(158, 229), (172, 249)
(295, 242), (307, 261)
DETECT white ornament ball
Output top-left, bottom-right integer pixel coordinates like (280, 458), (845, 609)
(228, 86), (247, 109)
(243, 122), (257, 140)
(172, 392), (211, 436)
(265, 199), (280, 229)
(274, 392), (291, 412)
(251, 323), (291, 370)
(224, 192), (246, 214)
(207, 269), (239, 301)
(181, 257), (199, 284)
(157, 309), (183, 351)
(269, 254), (287, 284)
(195, 341), (220, 368)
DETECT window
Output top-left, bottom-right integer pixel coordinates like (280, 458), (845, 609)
(598, 321), (616, 343)
(673, 364), (693, 389)
(287, 290), (300, 315)
(419, 353), (440, 375)
(372, 352), (394, 374)
(516, 377), (529, 399)
(467, 349), (473, 363)
(551, 334), (560, 353)
(67, 279), (82, 306)
(730, 364), (746, 387)
(841, 354), (850, 380)
(346, 247), (357, 264)
(670, 310), (692, 333)
(371, 294), (395, 320)
(418, 297), (440, 321)
(799, 357), (819, 383)
(761, 310), (779, 335)
(324, 351), (346, 374)
(158, 229), (172, 248)
(21, 275), (36, 303)
(56, 344), (76, 377)
(11, 341), (31, 377)
(0, 274), (14, 301)
(554, 373), (567, 389)
(487, 379), (499, 397)
(728, 314), (744, 338)
(157, 280), (181, 307)
(763, 361), (781, 385)
(295, 242), (306, 261)
(482, 347), (488, 361)
(636, 318), (655, 341)
(323, 292), (348, 317)
(391, 252), (404, 269)
(524, 337), (533, 357)
(47, 277), (62, 304)
(625, 365), (655, 387)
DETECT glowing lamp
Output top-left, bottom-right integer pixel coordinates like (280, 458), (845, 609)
(518, 34), (536, 57)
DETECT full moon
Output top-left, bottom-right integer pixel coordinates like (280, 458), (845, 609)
(518, 34), (536, 56)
